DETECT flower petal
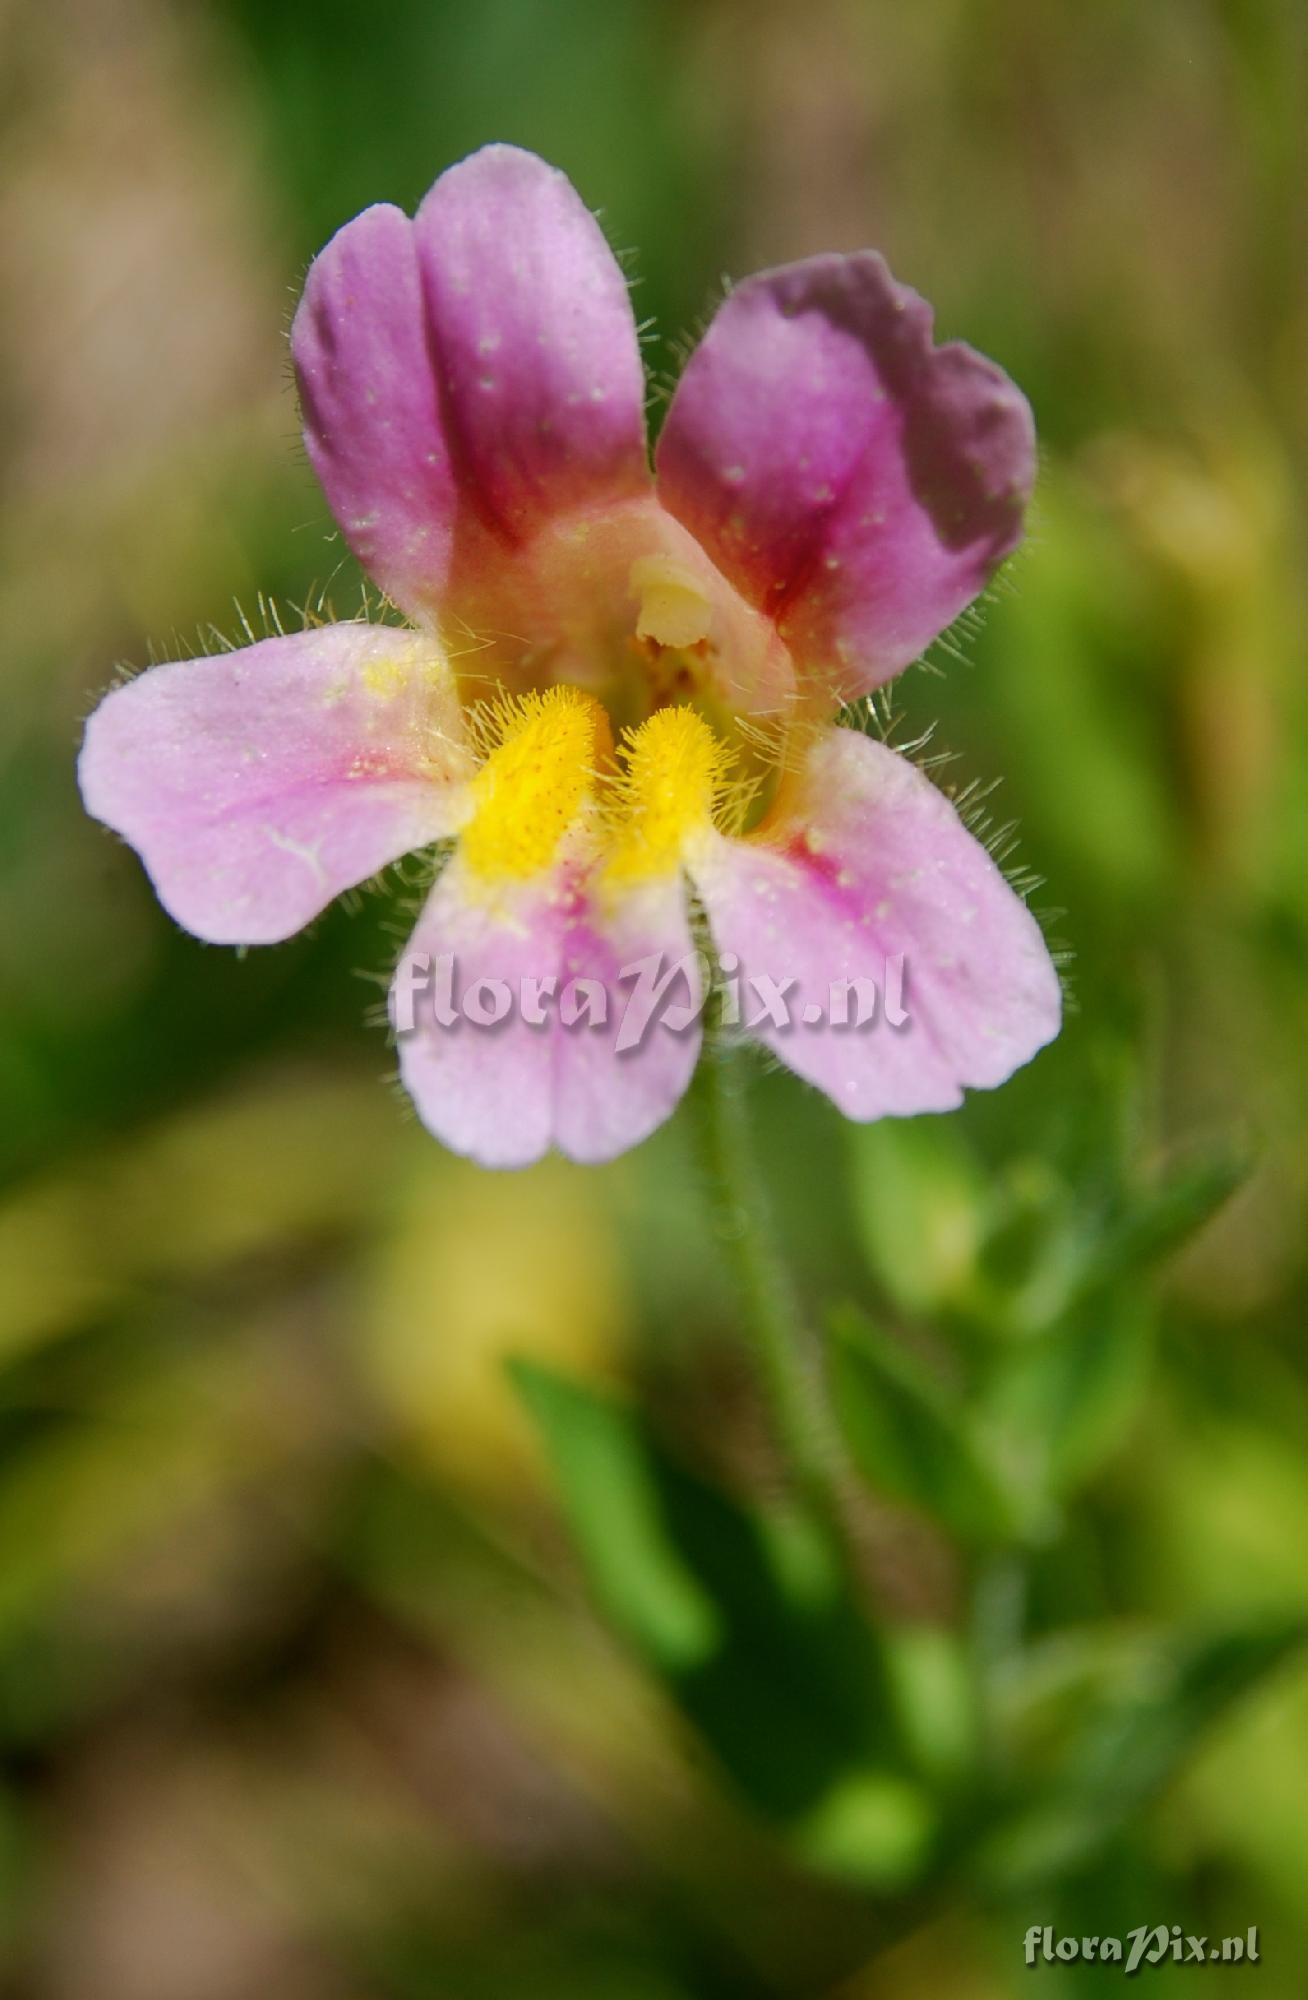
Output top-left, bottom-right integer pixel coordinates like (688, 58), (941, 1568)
(656, 255), (1035, 697)
(293, 146), (649, 623)
(413, 144), (650, 540)
(293, 201), (460, 623)
(394, 859), (701, 1168)
(690, 726), (1060, 1119)
(79, 624), (469, 946)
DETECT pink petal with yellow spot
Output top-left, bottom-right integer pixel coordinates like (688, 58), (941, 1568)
(690, 726), (1060, 1118)
(656, 254), (1035, 699)
(78, 624), (468, 946)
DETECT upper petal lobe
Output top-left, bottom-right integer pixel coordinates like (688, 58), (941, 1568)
(413, 144), (650, 541)
(656, 254), (1035, 698)
(293, 202), (459, 624)
(79, 624), (469, 946)
(293, 146), (649, 623)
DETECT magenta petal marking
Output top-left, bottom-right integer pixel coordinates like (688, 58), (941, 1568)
(394, 862), (700, 1168)
(293, 146), (649, 622)
(413, 144), (649, 541)
(656, 254), (1035, 696)
(690, 727), (1060, 1119)
(293, 202), (459, 624)
(78, 625), (467, 947)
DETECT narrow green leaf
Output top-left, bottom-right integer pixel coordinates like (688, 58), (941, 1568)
(1085, 1140), (1251, 1294)
(511, 1359), (720, 1672)
(829, 1306), (1019, 1544)
(512, 1357), (923, 1855)
(977, 1616), (1308, 1891)
(984, 1292), (1153, 1497)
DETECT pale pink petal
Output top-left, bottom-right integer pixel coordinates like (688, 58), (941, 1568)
(293, 146), (649, 623)
(656, 255), (1035, 698)
(393, 858), (701, 1168)
(690, 727), (1060, 1119)
(79, 624), (469, 946)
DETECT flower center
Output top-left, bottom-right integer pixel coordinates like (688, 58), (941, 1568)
(443, 496), (797, 735)
(456, 686), (745, 891)
(461, 685), (606, 883)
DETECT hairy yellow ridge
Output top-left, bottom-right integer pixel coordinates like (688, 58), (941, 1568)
(461, 686), (603, 883)
(605, 705), (735, 885)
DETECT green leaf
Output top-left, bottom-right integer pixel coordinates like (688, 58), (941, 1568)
(829, 1306), (1020, 1544)
(512, 1359), (721, 1673)
(512, 1358), (931, 1876)
(1080, 1138), (1250, 1296)
(977, 1616), (1308, 1891)
(984, 1292), (1153, 1498)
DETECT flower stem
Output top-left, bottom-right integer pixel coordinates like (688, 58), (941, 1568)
(690, 1045), (839, 1526)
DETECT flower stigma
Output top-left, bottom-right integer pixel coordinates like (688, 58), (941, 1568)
(630, 554), (714, 651)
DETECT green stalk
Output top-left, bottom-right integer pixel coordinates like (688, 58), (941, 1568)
(690, 1044), (840, 1530)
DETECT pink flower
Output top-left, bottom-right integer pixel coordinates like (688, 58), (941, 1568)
(79, 144), (1060, 1168)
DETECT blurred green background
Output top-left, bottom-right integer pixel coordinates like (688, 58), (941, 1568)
(3, 0), (1308, 1993)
